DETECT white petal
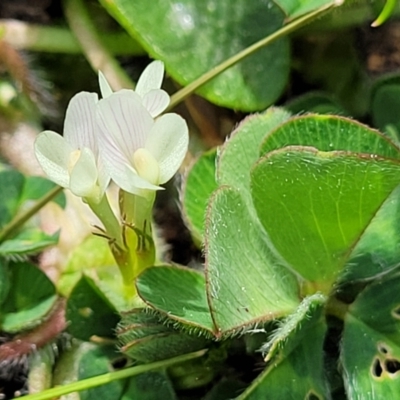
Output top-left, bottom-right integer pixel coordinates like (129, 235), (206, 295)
(97, 90), (154, 162)
(145, 113), (189, 184)
(64, 92), (99, 153)
(108, 160), (161, 196)
(34, 131), (73, 188)
(96, 155), (111, 196)
(142, 89), (170, 117)
(135, 60), (164, 97)
(69, 147), (99, 199)
(133, 148), (160, 186)
(98, 71), (113, 99)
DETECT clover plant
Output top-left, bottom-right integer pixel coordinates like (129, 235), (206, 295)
(1, 0), (400, 399)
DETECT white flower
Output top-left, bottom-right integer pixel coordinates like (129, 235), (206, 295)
(34, 92), (109, 202)
(97, 90), (188, 196)
(98, 60), (170, 118)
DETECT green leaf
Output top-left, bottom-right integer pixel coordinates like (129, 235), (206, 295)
(372, 82), (400, 134)
(21, 176), (66, 208)
(261, 293), (327, 361)
(274, 0), (333, 18)
(260, 114), (400, 158)
(343, 184), (400, 282)
(79, 345), (125, 400)
(218, 107), (291, 195)
(251, 147), (400, 288)
(57, 235), (115, 297)
(66, 275), (120, 340)
(205, 186), (299, 335)
(118, 308), (209, 363)
(182, 149), (217, 244)
(238, 294), (329, 399)
(0, 258), (10, 305)
(122, 371), (177, 400)
(341, 272), (400, 399)
(284, 91), (347, 115)
(136, 265), (215, 335)
(100, 0), (289, 111)
(0, 169), (25, 228)
(0, 261), (57, 333)
(0, 229), (59, 258)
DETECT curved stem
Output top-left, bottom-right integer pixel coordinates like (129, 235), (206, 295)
(20, 349), (207, 400)
(371, 0), (397, 27)
(63, 0), (135, 91)
(0, 185), (63, 242)
(167, 1), (342, 111)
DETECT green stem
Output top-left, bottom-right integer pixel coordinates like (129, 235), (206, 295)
(371, 0), (397, 27)
(86, 194), (123, 249)
(0, 20), (144, 55)
(19, 349), (207, 400)
(325, 296), (349, 321)
(63, 0), (135, 91)
(0, 185), (63, 243)
(167, 1), (342, 111)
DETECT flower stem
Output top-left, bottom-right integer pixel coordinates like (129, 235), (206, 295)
(19, 349), (207, 400)
(0, 185), (63, 243)
(63, 0), (135, 91)
(0, 20), (144, 55)
(86, 194), (123, 249)
(167, 1), (342, 111)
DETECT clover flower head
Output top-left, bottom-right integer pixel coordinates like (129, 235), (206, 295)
(34, 92), (109, 203)
(98, 60), (170, 118)
(97, 89), (188, 197)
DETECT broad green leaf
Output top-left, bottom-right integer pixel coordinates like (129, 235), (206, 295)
(257, 116), (400, 283)
(0, 261), (57, 333)
(238, 295), (329, 399)
(182, 149), (217, 244)
(343, 184), (400, 282)
(341, 272), (400, 399)
(121, 371), (177, 400)
(0, 229), (59, 258)
(205, 186), (299, 335)
(21, 176), (66, 208)
(251, 147), (400, 287)
(0, 169), (25, 228)
(260, 114), (400, 158)
(100, 0), (290, 111)
(218, 107), (291, 195)
(66, 275), (120, 340)
(274, 0), (332, 18)
(118, 308), (208, 363)
(136, 265), (215, 335)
